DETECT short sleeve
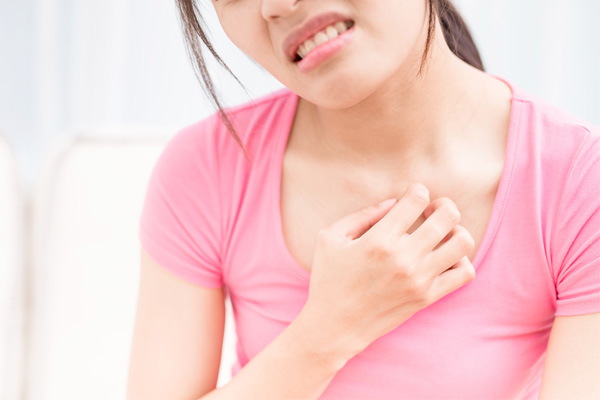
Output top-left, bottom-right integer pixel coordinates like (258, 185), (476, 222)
(139, 120), (224, 288)
(552, 126), (600, 316)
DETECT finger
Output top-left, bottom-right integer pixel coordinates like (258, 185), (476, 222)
(326, 197), (398, 240)
(410, 197), (461, 254)
(428, 225), (475, 275)
(365, 183), (430, 240)
(429, 256), (476, 302)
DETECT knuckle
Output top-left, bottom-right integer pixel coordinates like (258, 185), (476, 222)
(412, 277), (428, 293)
(393, 263), (411, 280)
(455, 227), (475, 253)
(316, 227), (334, 243)
(429, 222), (448, 241)
(407, 183), (430, 205)
(393, 252), (413, 270)
(391, 261), (433, 303)
(408, 277), (431, 301)
(439, 197), (461, 225)
(391, 253), (414, 278)
(367, 241), (393, 259)
(418, 291), (436, 306)
(462, 264), (476, 282)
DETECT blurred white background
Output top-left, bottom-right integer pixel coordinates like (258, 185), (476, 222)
(0, 1), (599, 399)
(1, 0), (599, 187)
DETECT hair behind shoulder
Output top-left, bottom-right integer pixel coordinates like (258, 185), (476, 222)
(429, 0), (484, 74)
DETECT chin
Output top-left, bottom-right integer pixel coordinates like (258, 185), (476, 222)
(294, 78), (382, 110)
(294, 60), (398, 109)
(312, 96), (367, 110)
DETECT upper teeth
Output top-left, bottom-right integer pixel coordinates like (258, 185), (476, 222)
(296, 21), (352, 60)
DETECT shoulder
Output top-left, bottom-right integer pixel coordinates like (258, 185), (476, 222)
(504, 82), (600, 314)
(145, 87), (298, 213)
(503, 79), (600, 235)
(167, 87), (298, 161)
(510, 83), (599, 159)
(505, 82), (600, 195)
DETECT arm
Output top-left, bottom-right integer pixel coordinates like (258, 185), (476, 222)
(538, 312), (600, 399)
(126, 249), (226, 399)
(540, 131), (600, 399)
(129, 185), (476, 399)
(126, 250), (354, 400)
(202, 310), (354, 400)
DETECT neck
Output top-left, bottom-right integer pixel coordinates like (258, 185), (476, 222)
(296, 30), (492, 171)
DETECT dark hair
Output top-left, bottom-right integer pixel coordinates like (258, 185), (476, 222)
(424, 0), (484, 75)
(175, 0), (484, 157)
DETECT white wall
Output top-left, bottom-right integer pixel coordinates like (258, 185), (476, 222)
(454, 0), (600, 121)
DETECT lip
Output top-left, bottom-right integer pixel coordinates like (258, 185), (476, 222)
(283, 11), (353, 62)
(296, 25), (354, 73)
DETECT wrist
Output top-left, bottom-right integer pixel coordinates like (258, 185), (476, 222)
(288, 307), (363, 373)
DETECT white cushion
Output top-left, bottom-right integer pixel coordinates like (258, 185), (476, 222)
(29, 134), (237, 399)
(0, 136), (25, 400)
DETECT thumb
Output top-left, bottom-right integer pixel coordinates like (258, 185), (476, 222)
(327, 198), (398, 241)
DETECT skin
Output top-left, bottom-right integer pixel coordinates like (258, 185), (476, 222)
(213, 0), (512, 270)
(126, 1), (599, 398)
(213, 0), (509, 168)
(211, 0), (600, 397)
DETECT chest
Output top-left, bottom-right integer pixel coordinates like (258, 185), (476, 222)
(278, 155), (503, 273)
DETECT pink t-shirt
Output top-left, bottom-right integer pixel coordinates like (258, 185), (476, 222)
(139, 74), (600, 399)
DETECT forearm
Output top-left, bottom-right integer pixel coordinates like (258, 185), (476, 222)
(199, 310), (357, 400)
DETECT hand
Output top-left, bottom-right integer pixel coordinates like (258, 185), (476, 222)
(301, 183), (476, 356)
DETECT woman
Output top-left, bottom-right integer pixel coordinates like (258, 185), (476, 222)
(127, 0), (600, 398)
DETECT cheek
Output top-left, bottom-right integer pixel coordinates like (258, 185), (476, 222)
(219, 11), (276, 67)
(368, 2), (427, 63)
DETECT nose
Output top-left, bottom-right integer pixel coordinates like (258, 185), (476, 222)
(261, 0), (300, 21)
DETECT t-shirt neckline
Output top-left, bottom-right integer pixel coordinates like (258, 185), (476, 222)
(268, 74), (524, 284)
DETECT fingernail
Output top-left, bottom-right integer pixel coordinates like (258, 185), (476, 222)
(378, 198), (397, 208)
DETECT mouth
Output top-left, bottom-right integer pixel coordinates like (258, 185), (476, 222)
(292, 20), (354, 63)
(283, 12), (355, 63)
